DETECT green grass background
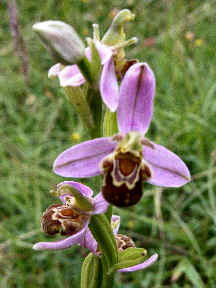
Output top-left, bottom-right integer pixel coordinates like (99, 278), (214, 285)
(1, 0), (216, 287)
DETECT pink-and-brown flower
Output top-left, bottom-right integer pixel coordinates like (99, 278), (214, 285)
(33, 181), (108, 250)
(53, 62), (191, 207)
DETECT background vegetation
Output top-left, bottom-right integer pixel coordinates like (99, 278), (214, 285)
(1, 0), (216, 287)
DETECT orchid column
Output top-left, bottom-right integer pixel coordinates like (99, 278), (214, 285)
(32, 9), (190, 288)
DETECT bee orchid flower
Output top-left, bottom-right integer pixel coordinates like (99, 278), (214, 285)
(33, 181), (108, 251)
(53, 62), (191, 207)
(83, 215), (159, 273)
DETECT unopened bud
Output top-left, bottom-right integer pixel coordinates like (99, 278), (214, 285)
(33, 20), (85, 65)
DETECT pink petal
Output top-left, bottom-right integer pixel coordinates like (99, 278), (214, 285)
(48, 63), (62, 78)
(100, 56), (119, 112)
(80, 214), (120, 254)
(111, 215), (120, 235)
(118, 253), (158, 272)
(143, 142), (191, 187)
(93, 193), (109, 214)
(118, 63), (155, 135)
(79, 228), (98, 254)
(85, 40), (112, 65)
(33, 220), (89, 251)
(53, 137), (117, 178)
(58, 65), (85, 87)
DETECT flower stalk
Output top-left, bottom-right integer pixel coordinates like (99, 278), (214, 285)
(89, 214), (118, 267)
(89, 214), (118, 288)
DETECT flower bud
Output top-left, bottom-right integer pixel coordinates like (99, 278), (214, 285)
(33, 20), (85, 65)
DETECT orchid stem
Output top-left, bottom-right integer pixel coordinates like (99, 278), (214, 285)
(77, 56), (93, 85)
(87, 88), (103, 138)
(102, 273), (114, 288)
(89, 214), (118, 268)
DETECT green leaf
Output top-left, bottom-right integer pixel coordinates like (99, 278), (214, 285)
(118, 247), (147, 262)
(183, 258), (205, 288)
(89, 40), (102, 86)
(107, 247), (147, 274)
(171, 259), (187, 282)
(81, 253), (102, 288)
(168, 205), (201, 255)
(172, 258), (205, 288)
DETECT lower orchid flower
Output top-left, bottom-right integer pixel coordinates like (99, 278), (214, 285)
(33, 181), (108, 251)
(82, 216), (158, 273)
(53, 62), (191, 207)
(114, 233), (158, 273)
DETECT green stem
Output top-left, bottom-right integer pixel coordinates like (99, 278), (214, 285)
(102, 273), (114, 288)
(89, 214), (118, 268)
(77, 52), (104, 138)
(105, 205), (113, 222)
(103, 110), (118, 137)
(89, 215), (117, 288)
(87, 88), (103, 138)
(77, 57), (93, 85)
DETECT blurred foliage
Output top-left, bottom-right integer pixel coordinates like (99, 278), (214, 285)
(1, 0), (216, 287)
